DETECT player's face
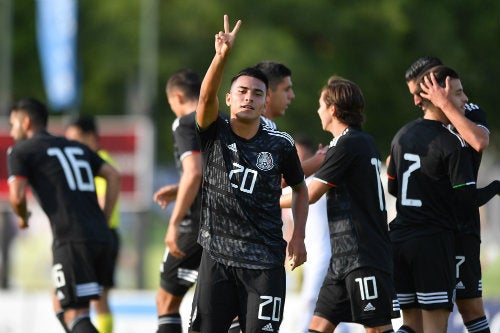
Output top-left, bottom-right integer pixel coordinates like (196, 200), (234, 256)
(317, 91), (332, 131)
(407, 79), (423, 108)
(265, 76), (295, 120)
(9, 111), (28, 142)
(227, 75), (267, 122)
(65, 126), (96, 149)
(65, 125), (84, 142)
(448, 78), (468, 114)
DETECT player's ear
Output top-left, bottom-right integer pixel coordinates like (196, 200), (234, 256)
(330, 104), (337, 117)
(22, 113), (32, 130)
(225, 92), (231, 107)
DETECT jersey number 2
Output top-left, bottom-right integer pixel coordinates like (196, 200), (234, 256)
(47, 147), (95, 192)
(401, 153), (422, 207)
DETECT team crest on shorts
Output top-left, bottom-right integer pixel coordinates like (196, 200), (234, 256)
(256, 152), (274, 171)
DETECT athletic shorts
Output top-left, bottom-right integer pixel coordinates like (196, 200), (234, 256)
(189, 250), (286, 333)
(455, 232), (482, 299)
(160, 230), (202, 296)
(52, 241), (113, 309)
(392, 231), (455, 311)
(314, 267), (395, 328)
(101, 228), (120, 288)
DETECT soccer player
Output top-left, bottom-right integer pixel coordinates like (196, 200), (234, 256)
(7, 98), (121, 333)
(388, 66), (499, 333)
(188, 15), (309, 333)
(404, 57), (494, 333)
(281, 76), (396, 333)
(152, 69), (203, 333)
(65, 115), (121, 333)
(254, 61), (327, 181)
(405, 56), (489, 153)
(253, 61), (295, 129)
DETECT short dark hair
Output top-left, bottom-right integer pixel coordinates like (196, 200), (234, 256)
(323, 76), (365, 127)
(414, 65), (460, 98)
(405, 56), (443, 82)
(230, 67), (269, 91)
(166, 69), (201, 101)
(253, 61), (291, 90)
(10, 98), (48, 129)
(68, 115), (98, 135)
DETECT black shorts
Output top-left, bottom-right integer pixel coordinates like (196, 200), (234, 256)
(101, 229), (120, 288)
(189, 250), (286, 333)
(52, 241), (113, 309)
(392, 231), (455, 311)
(455, 232), (482, 299)
(314, 267), (395, 328)
(160, 230), (202, 296)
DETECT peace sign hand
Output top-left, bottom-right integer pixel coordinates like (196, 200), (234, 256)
(215, 15), (242, 56)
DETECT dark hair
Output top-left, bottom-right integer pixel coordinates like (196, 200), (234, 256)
(230, 67), (269, 91)
(10, 98), (48, 129)
(322, 76), (365, 127)
(166, 69), (201, 101)
(68, 115), (98, 135)
(405, 56), (443, 82)
(253, 61), (291, 90)
(414, 65), (460, 98)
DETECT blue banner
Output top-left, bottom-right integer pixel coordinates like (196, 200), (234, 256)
(36, 0), (79, 111)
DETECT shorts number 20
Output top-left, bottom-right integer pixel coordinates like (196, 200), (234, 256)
(258, 296), (282, 321)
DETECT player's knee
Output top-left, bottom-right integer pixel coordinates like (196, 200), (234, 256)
(156, 289), (183, 314)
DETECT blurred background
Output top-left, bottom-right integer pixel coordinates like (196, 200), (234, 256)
(1, 0), (500, 332)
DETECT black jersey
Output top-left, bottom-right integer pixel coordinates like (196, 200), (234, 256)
(172, 111), (202, 230)
(197, 116), (304, 269)
(260, 115), (277, 130)
(387, 118), (476, 241)
(313, 127), (391, 279)
(7, 131), (111, 247)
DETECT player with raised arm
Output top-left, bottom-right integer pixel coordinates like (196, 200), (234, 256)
(189, 15), (309, 333)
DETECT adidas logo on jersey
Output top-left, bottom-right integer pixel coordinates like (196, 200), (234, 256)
(456, 280), (465, 289)
(261, 323), (274, 332)
(363, 302), (376, 312)
(228, 143), (237, 152)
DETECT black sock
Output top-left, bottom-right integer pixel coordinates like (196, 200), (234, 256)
(55, 310), (70, 333)
(465, 316), (490, 333)
(227, 318), (240, 333)
(157, 313), (182, 333)
(69, 315), (98, 333)
(396, 325), (417, 333)
(382, 330), (395, 333)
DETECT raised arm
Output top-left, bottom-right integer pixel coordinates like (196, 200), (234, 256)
(196, 15), (242, 129)
(420, 73), (489, 152)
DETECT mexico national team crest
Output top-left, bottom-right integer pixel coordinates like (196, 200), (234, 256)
(256, 152), (274, 171)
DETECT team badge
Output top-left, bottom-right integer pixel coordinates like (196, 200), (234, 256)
(256, 152), (273, 171)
